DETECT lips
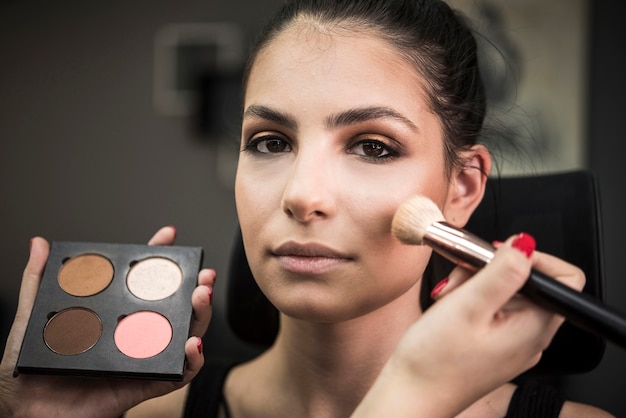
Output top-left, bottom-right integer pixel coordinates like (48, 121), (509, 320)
(271, 242), (353, 275)
(272, 242), (350, 258)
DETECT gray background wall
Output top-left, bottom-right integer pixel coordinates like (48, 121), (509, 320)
(0, 0), (284, 365)
(1, 1), (624, 416)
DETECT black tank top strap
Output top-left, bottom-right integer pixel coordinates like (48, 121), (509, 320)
(505, 380), (567, 418)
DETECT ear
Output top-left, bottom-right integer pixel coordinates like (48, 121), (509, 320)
(442, 144), (491, 227)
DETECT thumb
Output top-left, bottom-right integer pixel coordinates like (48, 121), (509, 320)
(455, 238), (533, 320)
(2, 237), (50, 367)
(17, 237), (49, 311)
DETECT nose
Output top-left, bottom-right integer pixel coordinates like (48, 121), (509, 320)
(281, 150), (337, 223)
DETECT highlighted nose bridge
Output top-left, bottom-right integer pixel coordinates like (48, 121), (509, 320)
(281, 143), (336, 222)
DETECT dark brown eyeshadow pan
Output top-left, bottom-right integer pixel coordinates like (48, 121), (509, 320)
(44, 308), (102, 355)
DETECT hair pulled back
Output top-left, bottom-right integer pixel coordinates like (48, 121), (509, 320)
(243, 0), (486, 172)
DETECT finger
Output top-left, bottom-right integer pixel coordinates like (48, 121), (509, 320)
(488, 238), (533, 313)
(147, 226), (177, 246)
(499, 303), (565, 360)
(189, 269), (216, 340)
(430, 266), (473, 301)
(498, 294), (534, 313)
(531, 250), (586, 291)
(182, 336), (205, 384)
(197, 267), (217, 288)
(429, 235), (528, 302)
(2, 237), (50, 366)
(457, 235), (533, 318)
(494, 249), (584, 317)
(18, 237), (50, 307)
(498, 250), (584, 314)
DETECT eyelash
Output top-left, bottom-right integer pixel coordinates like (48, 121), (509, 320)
(243, 133), (401, 163)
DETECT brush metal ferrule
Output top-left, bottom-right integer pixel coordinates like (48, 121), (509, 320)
(423, 222), (495, 271)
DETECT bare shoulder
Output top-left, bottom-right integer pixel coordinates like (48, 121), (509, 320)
(560, 400), (615, 418)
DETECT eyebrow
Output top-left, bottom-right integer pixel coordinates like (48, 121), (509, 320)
(325, 106), (419, 132)
(243, 105), (298, 130)
(242, 104), (418, 132)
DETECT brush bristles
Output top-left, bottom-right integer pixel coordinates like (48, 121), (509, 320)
(392, 195), (445, 245)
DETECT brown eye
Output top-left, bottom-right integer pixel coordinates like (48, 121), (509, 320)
(351, 140), (390, 158)
(264, 138), (290, 153)
(361, 141), (386, 157)
(245, 136), (292, 154)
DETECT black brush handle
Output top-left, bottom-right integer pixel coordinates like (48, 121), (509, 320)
(424, 224), (626, 349)
(522, 269), (626, 349)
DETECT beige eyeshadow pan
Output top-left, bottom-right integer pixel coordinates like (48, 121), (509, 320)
(127, 257), (182, 301)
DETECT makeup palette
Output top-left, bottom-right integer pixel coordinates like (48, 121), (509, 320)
(15, 241), (203, 380)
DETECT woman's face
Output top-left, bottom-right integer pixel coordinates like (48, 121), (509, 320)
(235, 24), (456, 322)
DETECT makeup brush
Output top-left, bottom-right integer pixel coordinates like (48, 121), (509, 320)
(392, 195), (626, 350)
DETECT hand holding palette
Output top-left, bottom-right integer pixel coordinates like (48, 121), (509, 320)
(15, 241), (203, 381)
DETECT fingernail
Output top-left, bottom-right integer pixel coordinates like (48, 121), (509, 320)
(492, 240), (503, 246)
(168, 226), (177, 239)
(205, 284), (213, 304)
(197, 337), (203, 355)
(430, 277), (449, 299)
(30, 237), (34, 252)
(512, 233), (536, 258)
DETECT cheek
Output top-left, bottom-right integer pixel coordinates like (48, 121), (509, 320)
(355, 240), (432, 316)
(235, 169), (271, 264)
(235, 160), (295, 284)
(344, 168), (448, 238)
(364, 229), (432, 282)
(346, 165), (447, 283)
(235, 162), (283, 225)
(351, 193), (432, 279)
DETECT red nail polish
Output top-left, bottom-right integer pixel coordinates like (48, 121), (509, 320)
(431, 277), (449, 299)
(197, 338), (203, 355)
(205, 284), (213, 304)
(512, 233), (536, 258)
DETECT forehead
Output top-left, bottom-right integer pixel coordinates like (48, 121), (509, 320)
(245, 22), (431, 113)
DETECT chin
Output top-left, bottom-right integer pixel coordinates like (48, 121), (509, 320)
(268, 286), (390, 324)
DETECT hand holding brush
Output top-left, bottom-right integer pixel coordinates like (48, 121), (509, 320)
(392, 195), (626, 350)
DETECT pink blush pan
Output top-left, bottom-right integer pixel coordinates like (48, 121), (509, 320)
(115, 311), (172, 359)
